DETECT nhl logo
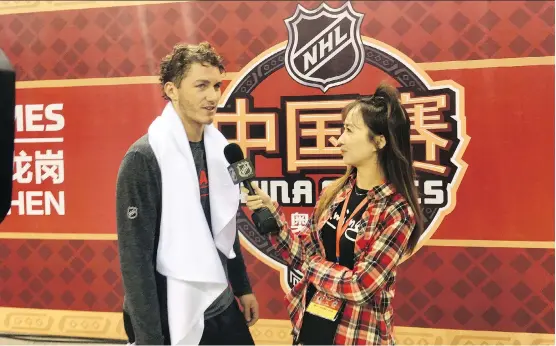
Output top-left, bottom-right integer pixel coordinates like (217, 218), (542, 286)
(237, 161), (254, 178)
(284, 2), (365, 92)
(127, 206), (138, 220)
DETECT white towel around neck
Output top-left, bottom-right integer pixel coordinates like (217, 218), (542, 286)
(148, 102), (239, 345)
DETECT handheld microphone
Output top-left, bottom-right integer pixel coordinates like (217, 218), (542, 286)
(0, 49), (15, 224)
(223, 143), (280, 235)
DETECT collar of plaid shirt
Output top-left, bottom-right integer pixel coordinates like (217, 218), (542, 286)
(334, 174), (396, 203)
(315, 174), (396, 233)
(281, 174), (413, 345)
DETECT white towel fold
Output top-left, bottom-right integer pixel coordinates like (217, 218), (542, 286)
(148, 102), (239, 345)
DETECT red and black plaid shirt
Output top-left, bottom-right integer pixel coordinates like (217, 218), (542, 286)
(269, 175), (416, 345)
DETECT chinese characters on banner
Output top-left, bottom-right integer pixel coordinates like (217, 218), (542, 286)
(217, 94), (451, 176)
(402, 93), (450, 175)
(9, 103), (65, 216)
(290, 212), (310, 233)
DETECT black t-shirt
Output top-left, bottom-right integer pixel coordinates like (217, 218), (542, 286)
(189, 140), (212, 232)
(298, 185), (369, 345)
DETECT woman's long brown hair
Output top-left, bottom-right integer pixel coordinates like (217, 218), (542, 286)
(314, 82), (424, 254)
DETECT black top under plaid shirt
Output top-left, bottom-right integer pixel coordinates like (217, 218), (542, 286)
(298, 184), (369, 344)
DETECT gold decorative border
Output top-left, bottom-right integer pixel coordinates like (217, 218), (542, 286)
(0, 1), (182, 15)
(425, 239), (554, 249)
(0, 307), (553, 345)
(418, 56), (554, 70)
(0, 307), (125, 340)
(0, 231), (553, 249)
(15, 73), (239, 89)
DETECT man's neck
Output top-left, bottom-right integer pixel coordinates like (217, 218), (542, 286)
(183, 119), (204, 142)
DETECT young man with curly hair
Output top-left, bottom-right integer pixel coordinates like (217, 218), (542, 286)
(116, 42), (257, 345)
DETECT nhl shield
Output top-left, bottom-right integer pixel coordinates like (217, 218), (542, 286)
(284, 2), (365, 92)
(237, 161), (254, 178)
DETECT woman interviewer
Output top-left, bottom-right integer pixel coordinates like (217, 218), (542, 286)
(243, 82), (424, 345)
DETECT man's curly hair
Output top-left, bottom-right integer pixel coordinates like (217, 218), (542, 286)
(159, 42), (225, 100)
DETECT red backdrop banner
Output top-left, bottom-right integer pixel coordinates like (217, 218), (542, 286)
(0, 0), (553, 339)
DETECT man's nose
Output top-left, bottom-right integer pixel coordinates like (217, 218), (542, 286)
(206, 87), (220, 102)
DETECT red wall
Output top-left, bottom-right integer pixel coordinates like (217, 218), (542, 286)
(0, 0), (553, 337)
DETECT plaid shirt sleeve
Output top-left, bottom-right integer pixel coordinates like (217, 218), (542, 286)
(305, 201), (415, 305)
(269, 201), (319, 272)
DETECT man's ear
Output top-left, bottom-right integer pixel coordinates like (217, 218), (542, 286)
(163, 82), (178, 102)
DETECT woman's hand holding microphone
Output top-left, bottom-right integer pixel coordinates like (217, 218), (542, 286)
(242, 182), (276, 213)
